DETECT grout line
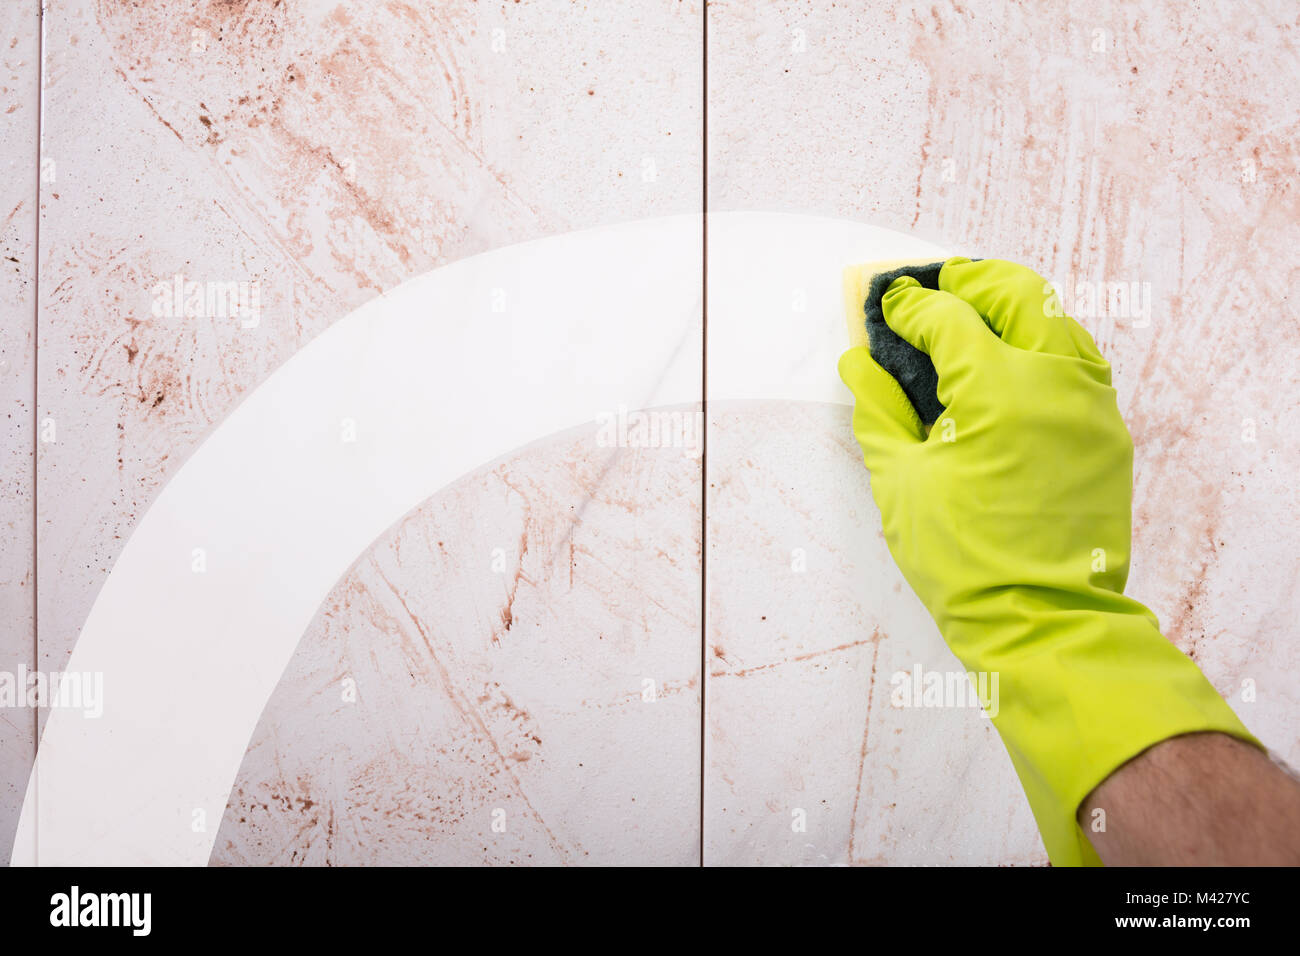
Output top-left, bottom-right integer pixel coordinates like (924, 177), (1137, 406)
(698, 0), (708, 870)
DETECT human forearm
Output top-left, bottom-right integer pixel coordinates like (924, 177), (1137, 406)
(1079, 731), (1300, 866)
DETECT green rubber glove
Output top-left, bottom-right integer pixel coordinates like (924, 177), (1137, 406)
(837, 256), (1261, 866)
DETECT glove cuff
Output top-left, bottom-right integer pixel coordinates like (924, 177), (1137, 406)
(947, 606), (1261, 866)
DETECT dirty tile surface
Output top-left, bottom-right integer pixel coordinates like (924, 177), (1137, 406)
(0, 0), (39, 868)
(30, 0), (702, 865)
(37, 0), (701, 682)
(11, 0), (1298, 865)
(705, 0), (1299, 864)
(212, 422), (701, 865)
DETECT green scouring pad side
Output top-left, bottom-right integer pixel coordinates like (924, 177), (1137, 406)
(843, 259), (947, 425)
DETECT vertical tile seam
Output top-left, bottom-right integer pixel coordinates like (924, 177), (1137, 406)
(699, 0), (708, 870)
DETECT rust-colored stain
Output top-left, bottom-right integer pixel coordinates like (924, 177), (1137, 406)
(16, 0), (1296, 869)
(210, 419), (701, 865)
(848, 641), (881, 864)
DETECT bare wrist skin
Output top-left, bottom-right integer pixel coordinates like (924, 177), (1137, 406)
(1079, 732), (1300, 866)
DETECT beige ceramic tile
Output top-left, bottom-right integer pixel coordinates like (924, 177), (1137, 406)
(0, 0), (39, 866)
(211, 419), (700, 865)
(705, 0), (1300, 864)
(27, 0), (1297, 867)
(704, 402), (1042, 865)
(39, 0), (701, 679)
(36, 0), (701, 864)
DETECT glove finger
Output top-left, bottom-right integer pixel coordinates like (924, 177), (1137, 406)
(880, 277), (997, 401)
(837, 346), (925, 468)
(937, 257), (1079, 357)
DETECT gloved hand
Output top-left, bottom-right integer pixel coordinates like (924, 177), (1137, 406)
(837, 256), (1261, 866)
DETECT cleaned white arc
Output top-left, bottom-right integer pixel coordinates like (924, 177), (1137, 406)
(15, 213), (947, 865)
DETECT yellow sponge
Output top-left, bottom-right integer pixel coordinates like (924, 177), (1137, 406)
(840, 257), (949, 426)
(841, 258), (937, 349)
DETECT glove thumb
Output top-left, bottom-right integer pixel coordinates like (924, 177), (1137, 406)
(837, 346), (926, 469)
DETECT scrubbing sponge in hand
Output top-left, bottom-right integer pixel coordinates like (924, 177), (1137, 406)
(837, 255), (1264, 865)
(841, 259), (948, 425)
